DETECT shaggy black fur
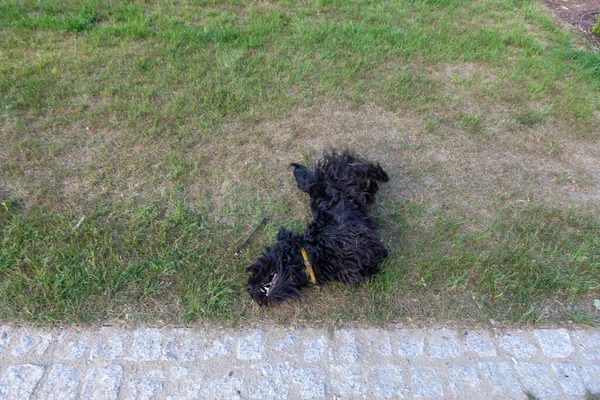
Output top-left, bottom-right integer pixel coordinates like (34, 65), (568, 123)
(246, 150), (389, 305)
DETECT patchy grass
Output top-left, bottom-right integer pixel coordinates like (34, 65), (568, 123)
(1, 0), (599, 324)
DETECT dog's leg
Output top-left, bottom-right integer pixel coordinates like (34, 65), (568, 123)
(290, 163), (314, 193)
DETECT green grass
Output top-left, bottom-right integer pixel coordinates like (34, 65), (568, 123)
(1, 0), (599, 324)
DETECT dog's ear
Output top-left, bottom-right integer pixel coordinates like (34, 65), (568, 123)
(290, 163), (313, 193)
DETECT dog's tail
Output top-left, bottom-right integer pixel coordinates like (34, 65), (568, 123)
(290, 163), (313, 193)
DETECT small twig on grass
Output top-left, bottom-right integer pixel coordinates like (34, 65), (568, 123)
(74, 216), (85, 230)
(235, 217), (271, 255)
(234, 216), (300, 255)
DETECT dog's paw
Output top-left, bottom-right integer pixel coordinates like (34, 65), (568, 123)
(290, 163), (313, 192)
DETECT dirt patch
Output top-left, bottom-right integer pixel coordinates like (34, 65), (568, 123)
(543, 0), (600, 48)
(206, 101), (600, 219)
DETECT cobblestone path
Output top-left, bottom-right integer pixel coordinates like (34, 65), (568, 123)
(0, 325), (599, 399)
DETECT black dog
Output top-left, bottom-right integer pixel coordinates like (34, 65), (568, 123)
(246, 151), (389, 305)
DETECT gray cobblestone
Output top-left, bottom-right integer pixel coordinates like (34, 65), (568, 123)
(464, 331), (496, 357)
(363, 329), (392, 356)
(332, 329), (359, 362)
(534, 329), (574, 358)
(12, 332), (35, 357)
(552, 362), (585, 395)
(204, 336), (233, 360)
(271, 332), (296, 352)
(330, 364), (367, 398)
(81, 365), (124, 400)
(12, 331), (52, 357)
(0, 364), (45, 399)
(90, 330), (125, 360)
(410, 365), (444, 398)
(200, 374), (244, 399)
(371, 365), (404, 398)
(131, 328), (163, 361)
(499, 332), (538, 359)
(291, 367), (325, 399)
(0, 326), (597, 400)
(238, 330), (264, 361)
(125, 369), (167, 400)
(0, 326), (11, 354)
(581, 364), (600, 393)
(68, 337), (88, 359)
(575, 330), (600, 360)
(449, 364), (481, 397)
(426, 329), (460, 358)
(162, 329), (197, 361)
(396, 332), (424, 358)
(304, 336), (327, 363)
(515, 362), (559, 397)
(38, 364), (80, 400)
(478, 361), (521, 395)
(248, 362), (291, 399)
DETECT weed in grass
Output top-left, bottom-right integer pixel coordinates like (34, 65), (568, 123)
(458, 113), (484, 135)
(514, 108), (548, 126)
(571, 310), (597, 326)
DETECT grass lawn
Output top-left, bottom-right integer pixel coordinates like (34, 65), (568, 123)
(1, 0), (599, 325)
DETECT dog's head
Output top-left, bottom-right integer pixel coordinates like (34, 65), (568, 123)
(246, 228), (302, 305)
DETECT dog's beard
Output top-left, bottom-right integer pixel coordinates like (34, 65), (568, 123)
(247, 249), (302, 305)
(246, 251), (284, 304)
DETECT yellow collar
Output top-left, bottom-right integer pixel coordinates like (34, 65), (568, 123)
(301, 248), (316, 284)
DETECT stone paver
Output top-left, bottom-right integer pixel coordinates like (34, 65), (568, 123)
(303, 336), (327, 363)
(465, 331), (497, 357)
(515, 362), (559, 397)
(575, 330), (600, 360)
(331, 329), (359, 363)
(396, 331), (424, 358)
(534, 329), (574, 358)
(0, 325), (598, 399)
(581, 364), (600, 393)
(363, 329), (392, 357)
(0, 364), (45, 399)
(271, 332), (297, 354)
(130, 328), (162, 361)
(478, 361), (522, 395)
(449, 364), (482, 397)
(125, 369), (166, 400)
(499, 331), (538, 359)
(12, 331), (52, 357)
(371, 365), (404, 398)
(426, 329), (460, 358)
(81, 365), (124, 400)
(552, 362), (586, 395)
(292, 366), (325, 399)
(411, 365), (444, 398)
(37, 364), (81, 400)
(204, 336), (233, 360)
(0, 326), (12, 354)
(248, 362), (291, 399)
(330, 364), (367, 397)
(237, 330), (263, 361)
(162, 329), (198, 362)
(90, 329), (125, 361)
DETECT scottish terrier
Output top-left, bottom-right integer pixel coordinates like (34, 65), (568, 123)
(246, 150), (389, 305)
